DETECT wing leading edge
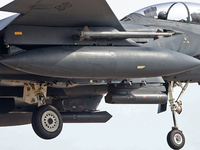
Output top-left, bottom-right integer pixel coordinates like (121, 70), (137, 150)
(0, 0), (124, 31)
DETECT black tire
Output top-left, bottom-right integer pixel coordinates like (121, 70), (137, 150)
(167, 129), (185, 149)
(31, 105), (63, 139)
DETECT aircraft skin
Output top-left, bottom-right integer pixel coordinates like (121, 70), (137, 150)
(122, 13), (200, 82)
(0, 0), (199, 149)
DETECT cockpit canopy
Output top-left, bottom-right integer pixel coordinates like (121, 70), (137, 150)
(121, 2), (200, 24)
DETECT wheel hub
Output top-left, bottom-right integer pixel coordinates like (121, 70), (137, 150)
(174, 133), (183, 145)
(48, 118), (53, 124)
(41, 110), (59, 132)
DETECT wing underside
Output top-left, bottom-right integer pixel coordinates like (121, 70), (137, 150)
(0, 0), (124, 31)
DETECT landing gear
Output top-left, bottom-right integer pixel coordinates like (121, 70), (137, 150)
(166, 81), (189, 149)
(167, 128), (185, 150)
(24, 82), (63, 139)
(32, 105), (63, 139)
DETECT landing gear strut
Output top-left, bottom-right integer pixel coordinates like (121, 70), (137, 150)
(167, 81), (189, 149)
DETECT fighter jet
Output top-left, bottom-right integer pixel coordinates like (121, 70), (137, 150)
(0, 0), (199, 149)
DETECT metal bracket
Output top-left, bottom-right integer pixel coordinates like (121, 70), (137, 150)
(23, 83), (47, 106)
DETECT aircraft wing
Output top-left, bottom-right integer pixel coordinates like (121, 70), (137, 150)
(0, 0), (124, 31)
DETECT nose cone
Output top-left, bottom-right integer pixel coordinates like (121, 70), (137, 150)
(165, 51), (200, 75)
(185, 57), (200, 69)
(1, 56), (18, 69)
(1, 53), (31, 73)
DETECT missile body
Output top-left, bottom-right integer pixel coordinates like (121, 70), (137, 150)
(0, 111), (111, 126)
(105, 84), (168, 104)
(105, 93), (168, 104)
(61, 111), (112, 123)
(1, 46), (200, 78)
(80, 31), (173, 40)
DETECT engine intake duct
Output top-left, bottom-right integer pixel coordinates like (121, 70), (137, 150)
(61, 111), (112, 123)
(105, 83), (167, 104)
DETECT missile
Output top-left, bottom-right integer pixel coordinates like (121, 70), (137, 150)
(0, 113), (32, 126)
(80, 31), (173, 41)
(105, 93), (168, 104)
(105, 84), (168, 104)
(1, 46), (200, 78)
(61, 111), (112, 123)
(79, 26), (175, 41)
(0, 111), (112, 126)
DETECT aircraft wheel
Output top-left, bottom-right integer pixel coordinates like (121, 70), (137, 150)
(32, 105), (63, 139)
(167, 129), (185, 150)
